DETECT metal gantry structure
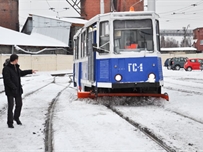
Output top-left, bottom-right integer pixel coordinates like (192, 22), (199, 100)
(160, 30), (193, 37)
(66, 0), (116, 16)
(65, 0), (193, 38)
(66, 0), (81, 15)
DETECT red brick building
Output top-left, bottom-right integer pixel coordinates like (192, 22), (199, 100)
(0, 0), (19, 31)
(81, 0), (144, 20)
(193, 27), (203, 52)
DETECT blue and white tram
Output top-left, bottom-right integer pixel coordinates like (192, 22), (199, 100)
(73, 11), (168, 100)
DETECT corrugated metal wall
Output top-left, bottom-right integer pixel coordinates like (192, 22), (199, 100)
(32, 16), (71, 46)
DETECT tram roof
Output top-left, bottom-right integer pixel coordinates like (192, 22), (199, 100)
(85, 11), (159, 27)
(73, 11), (159, 39)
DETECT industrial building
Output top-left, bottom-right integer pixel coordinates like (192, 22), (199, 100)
(0, 0), (19, 31)
(1, 0), (144, 31)
(193, 27), (203, 52)
(0, 0), (144, 55)
(81, 0), (143, 19)
(0, 14), (86, 54)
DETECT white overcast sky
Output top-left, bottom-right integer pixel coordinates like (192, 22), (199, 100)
(19, 0), (203, 30)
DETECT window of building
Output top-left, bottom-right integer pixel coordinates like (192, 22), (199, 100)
(200, 40), (203, 45)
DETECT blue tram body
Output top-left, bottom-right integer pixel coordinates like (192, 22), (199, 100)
(96, 57), (163, 83)
(73, 11), (165, 95)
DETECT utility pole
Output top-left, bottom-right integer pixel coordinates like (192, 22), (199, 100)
(183, 24), (190, 47)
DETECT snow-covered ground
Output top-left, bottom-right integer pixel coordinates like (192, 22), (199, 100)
(0, 68), (203, 152)
(53, 89), (165, 152)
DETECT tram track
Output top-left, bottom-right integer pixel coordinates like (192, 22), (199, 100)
(164, 80), (203, 95)
(0, 79), (54, 119)
(106, 105), (176, 152)
(45, 82), (72, 152)
(164, 81), (203, 90)
(0, 77), (54, 95)
(163, 79), (203, 124)
(175, 77), (203, 84)
(165, 109), (203, 125)
(164, 86), (203, 95)
(43, 83), (202, 152)
(1, 73), (72, 152)
(104, 101), (203, 152)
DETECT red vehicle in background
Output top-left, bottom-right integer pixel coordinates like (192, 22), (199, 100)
(184, 58), (203, 71)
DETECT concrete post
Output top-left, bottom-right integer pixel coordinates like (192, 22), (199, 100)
(100, 0), (104, 14)
(148, 0), (156, 12)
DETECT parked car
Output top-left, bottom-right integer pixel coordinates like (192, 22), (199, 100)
(184, 58), (203, 71)
(164, 58), (171, 68)
(168, 57), (188, 70)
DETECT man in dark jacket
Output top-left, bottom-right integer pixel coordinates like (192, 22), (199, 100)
(3, 54), (35, 128)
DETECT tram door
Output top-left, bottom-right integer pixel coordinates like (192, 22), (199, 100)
(87, 30), (95, 83)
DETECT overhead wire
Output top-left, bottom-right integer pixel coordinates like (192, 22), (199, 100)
(45, 0), (51, 8)
(159, 0), (203, 24)
(159, 0), (203, 15)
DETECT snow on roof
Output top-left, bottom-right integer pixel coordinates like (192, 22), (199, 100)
(161, 47), (197, 51)
(30, 14), (87, 25)
(59, 17), (87, 24)
(0, 26), (68, 47)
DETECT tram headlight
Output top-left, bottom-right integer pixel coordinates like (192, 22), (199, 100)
(148, 73), (155, 79)
(148, 73), (156, 82)
(115, 74), (122, 82)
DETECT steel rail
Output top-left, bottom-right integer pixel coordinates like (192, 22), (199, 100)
(107, 106), (177, 152)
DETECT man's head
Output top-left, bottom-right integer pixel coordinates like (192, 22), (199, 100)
(10, 54), (19, 65)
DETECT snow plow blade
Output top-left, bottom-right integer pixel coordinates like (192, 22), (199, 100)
(78, 92), (169, 101)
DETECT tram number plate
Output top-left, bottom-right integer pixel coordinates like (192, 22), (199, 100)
(128, 63), (143, 72)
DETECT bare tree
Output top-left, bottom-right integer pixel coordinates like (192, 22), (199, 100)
(162, 37), (179, 48)
(180, 37), (192, 47)
(161, 36), (165, 48)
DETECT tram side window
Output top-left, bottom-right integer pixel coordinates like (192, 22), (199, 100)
(75, 37), (79, 59)
(156, 20), (160, 51)
(81, 32), (86, 58)
(81, 33), (84, 58)
(74, 39), (77, 59)
(100, 21), (110, 53)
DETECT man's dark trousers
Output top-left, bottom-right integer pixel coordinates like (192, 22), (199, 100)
(7, 96), (22, 125)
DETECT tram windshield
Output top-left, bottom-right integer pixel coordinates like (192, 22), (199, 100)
(114, 19), (154, 53)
